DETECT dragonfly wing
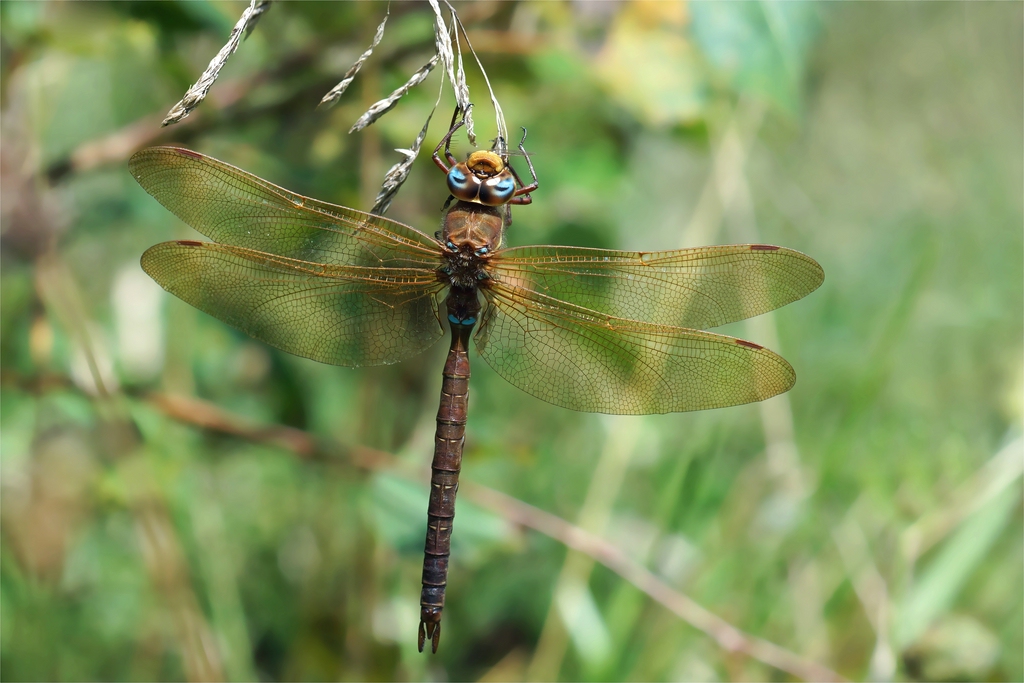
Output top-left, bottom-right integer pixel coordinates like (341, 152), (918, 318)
(130, 147), (440, 268)
(143, 241), (445, 366)
(489, 244), (823, 329)
(476, 283), (794, 414)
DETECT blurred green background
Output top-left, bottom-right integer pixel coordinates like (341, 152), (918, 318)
(2, 2), (1021, 681)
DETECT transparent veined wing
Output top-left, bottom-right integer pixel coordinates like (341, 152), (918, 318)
(142, 240), (445, 366)
(475, 282), (795, 414)
(130, 147), (441, 270)
(488, 244), (823, 329)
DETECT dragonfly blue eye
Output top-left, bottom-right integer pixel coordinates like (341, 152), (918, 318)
(447, 165), (479, 202)
(479, 173), (516, 205)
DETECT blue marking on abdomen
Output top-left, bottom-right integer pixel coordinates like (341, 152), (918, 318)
(448, 313), (477, 325)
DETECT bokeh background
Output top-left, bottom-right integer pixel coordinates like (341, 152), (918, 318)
(2, 2), (1021, 681)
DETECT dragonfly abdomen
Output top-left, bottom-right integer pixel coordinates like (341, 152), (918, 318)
(419, 295), (476, 653)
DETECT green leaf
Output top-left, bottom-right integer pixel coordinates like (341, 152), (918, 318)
(895, 483), (1021, 648)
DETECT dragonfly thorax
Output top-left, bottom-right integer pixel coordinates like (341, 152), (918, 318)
(438, 201), (503, 289)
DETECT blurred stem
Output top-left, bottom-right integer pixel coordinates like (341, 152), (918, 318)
(832, 506), (896, 680)
(596, 442), (697, 677)
(823, 237), (937, 464)
(902, 435), (1024, 563)
(705, 107), (809, 493)
(525, 416), (640, 681)
(34, 253), (116, 409)
(187, 471), (258, 682)
(35, 252), (226, 682)
(678, 101), (762, 250)
(163, 280), (197, 397)
(679, 97), (821, 667)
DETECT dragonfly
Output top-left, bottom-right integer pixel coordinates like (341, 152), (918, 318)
(131, 116), (823, 653)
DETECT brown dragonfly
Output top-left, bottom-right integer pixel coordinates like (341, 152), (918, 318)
(131, 120), (823, 653)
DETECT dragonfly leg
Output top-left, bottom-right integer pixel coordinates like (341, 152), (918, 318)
(433, 105), (471, 173)
(510, 126), (539, 198)
(507, 193), (533, 206)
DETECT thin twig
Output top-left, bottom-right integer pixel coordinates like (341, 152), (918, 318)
(371, 108), (434, 215)
(149, 392), (846, 682)
(349, 55), (439, 134)
(370, 55), (446, 215)
(148, 393), (396, 471)
(446, 4), (507, 148)
(428, 0), (473, 144)
(243, 0), (271, 38)
(429, 0), (456, 88)
(464, 484), (847, 683)
(151, 393), (319, 459)
(449, 8), (475, 143)
(320, 9), (389, 108)
(162, 0), (269, 127)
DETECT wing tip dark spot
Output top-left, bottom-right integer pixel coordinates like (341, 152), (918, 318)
(177, 240), (203, 247)
(749, 244), (780, 251)
(735, 339), (763, 350)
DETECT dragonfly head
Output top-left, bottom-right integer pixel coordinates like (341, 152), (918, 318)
(447, 150), (516, 207)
